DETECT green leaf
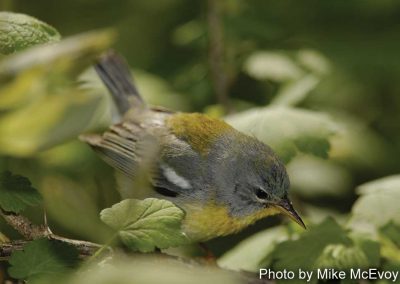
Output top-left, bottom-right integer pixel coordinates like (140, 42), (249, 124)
(0, 12), (61, 55)
(380, 223), (400, 262)
(8, 238), (79, 281)
(329, 114), (390, 172)
(269, 218), (379, 284)
(67, 255), (243, 284)
(0, 171), (42, 213)
(0, 29), (114, 156)
(296, 49), (331, 75)
(381, 222), (400, 247)
(0, 90), (103, 156)
(100, 198), (188, 252)
(40, 175), (113, 243)
(0, 29), (115, 111)
(244, 51), (304, 82)
(225, 107), (338, 163)
(218, 226), (289, 272)
(270, 219), (350, 270)
(349, 175), (400, 230)
(287, 156), (352, 198)
(356, 237), (381, 267)
(0, 231), (9, 243)
(270, 74), (320, 107)
(315, 243), (372, 270)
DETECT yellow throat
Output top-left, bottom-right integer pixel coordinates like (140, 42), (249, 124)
(181, 202), (281, 242)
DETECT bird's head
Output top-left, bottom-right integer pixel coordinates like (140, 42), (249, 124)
(167, 113), (305, 229)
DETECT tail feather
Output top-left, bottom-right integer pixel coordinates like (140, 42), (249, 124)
(95, 51), (146, 115)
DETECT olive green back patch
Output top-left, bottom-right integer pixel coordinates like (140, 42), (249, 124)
(167, 113), (235, 155)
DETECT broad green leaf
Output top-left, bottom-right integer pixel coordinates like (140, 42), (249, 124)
(315, 243), (375, 270)
(316, 235), (379, 270)
(172, 20), (204, 46)
(0, 91), (102, 156)
(0, 12), (60, 55)
(0, 171), (42, 213)
(296, 49), (331, 75)
(225, 107), (338, 163)
(269, 218), (379, 283)
(380, 223), (400, 262)
(329, 114), (390, 172)
(352, 236), (380, 267)
(0, 231), (9, 243)
(8, 238), (79, 281)
(40, 175), (113, 243)
(0, 29), (115, 111)
(349, 175), (400, 230)
(244, 51), (304, 82)
(270, 74), (320, 107)
(100, 198), (188, 252)
(68, 255), (242, 284)
(218, 226), (289, 272)
(0, 29), (114, 78)
(287, 156), (352, 198)
(270, 218), (350, 270)
(381, 222), (400, 247)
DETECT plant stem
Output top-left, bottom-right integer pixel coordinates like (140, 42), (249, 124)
(207, 0), (231, 113)
(0, 209), (101, 259)
(0, 209), (46, 240)
(87, 234), (116, 262)
(0, 238), (100, 260)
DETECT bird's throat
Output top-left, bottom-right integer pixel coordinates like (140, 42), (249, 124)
(180, 202), (281, 242)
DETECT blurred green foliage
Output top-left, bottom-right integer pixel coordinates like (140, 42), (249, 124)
(8, 238), (79, 281)
(100, 198), (189, 252)
(1, 1), (400, 283)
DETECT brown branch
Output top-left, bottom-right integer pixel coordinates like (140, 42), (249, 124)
(48, 235), (102, 258)
(0, 209), (47, 240)
(0, 238), (100, 261)
(207, 0), (231, 113)
(0, 211), (267, 283)
(0, 240), (25, 261)
(0, 209), (102, 260)
(0, 210), (265, 283)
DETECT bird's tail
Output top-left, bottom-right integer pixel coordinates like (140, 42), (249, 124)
(95, 51), (146, 115)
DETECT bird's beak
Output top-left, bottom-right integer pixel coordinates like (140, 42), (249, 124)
(276, 198), (306, 229)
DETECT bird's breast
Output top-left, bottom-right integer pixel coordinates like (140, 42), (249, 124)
(180, 202), (281, 242)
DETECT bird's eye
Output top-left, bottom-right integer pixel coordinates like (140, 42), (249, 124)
(256, 188), (269, 200)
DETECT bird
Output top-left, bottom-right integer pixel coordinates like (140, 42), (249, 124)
(80, 52), (305, 242)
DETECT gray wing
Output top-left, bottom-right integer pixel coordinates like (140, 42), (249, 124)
(85, 52), (202, 198)
(81, 118), (204, 199)
(80, 121), (158, 179)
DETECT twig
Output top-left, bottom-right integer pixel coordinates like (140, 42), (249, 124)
(48, 235), (102, 258)
(0, 239), (100, 261)
(207, 0), (231, 112)
(0, 240), (25, 261)
(0, 209), (46, 240)
(0, 209), (102, 260)
(0, 211), (267, 283)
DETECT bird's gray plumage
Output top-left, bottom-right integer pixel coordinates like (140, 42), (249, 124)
(94, 51), (146, 115)
(80, 52), (302, 235)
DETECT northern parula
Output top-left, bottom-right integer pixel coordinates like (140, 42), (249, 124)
(81, 52), (305, 242)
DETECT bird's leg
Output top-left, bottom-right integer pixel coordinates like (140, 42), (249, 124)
(198, 242), (216, 263)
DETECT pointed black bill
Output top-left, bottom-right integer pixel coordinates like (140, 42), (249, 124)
(276, 198), (306, 229)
